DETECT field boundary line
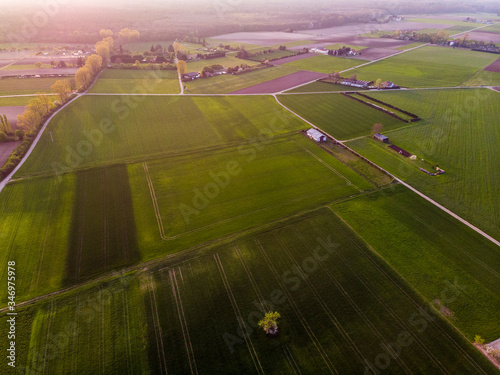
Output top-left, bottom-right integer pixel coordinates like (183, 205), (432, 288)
(254, 238), (338, 374)
(147, 276), (169, 375)
(325, 212), (489, 374)
(169, 269), (198, 375)
(213, 253), (265, 375)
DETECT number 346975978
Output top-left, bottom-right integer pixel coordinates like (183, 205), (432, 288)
(7, 261), (16, 309)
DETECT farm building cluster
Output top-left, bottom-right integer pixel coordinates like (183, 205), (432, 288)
(306, 128), (327, 142)
(310, 46), (360, 56)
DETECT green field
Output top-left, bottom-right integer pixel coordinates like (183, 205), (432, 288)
(129, 135), (372, 258)
(250, 50), (296, 61)
(184, 65), (299, 94)
(0, 175), (73, 303)
(482, 23), (500, 33)
(205, 39), (263, 50)
(185, 55), (241, 72)
(461, 70), (500, 86)
(89, 69), (180, 94)
(15, 95), (307, 177)
(0, 77), (60, 95)
(395, 42), (426, 51)
(405, 17), (476, 26)
(0, 95), (56, 106)
(345, 88), (500, 240)
(348, 46), (499, 87)
(286, 81), (365, 93)
(323, 43), (368, 51)
(277, 93), (406, 140)
(282, 55), (368, 74)
(1, 208), (496, 374)
(65, 165), (140, 285)
(4, 64), (52, 70)
(333, 185), (500, 341)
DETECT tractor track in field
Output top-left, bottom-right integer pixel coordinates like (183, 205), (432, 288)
(213, 253), (265, 375)
(147, 276), (169, 375)
(307, 220), (449, 374)
(273, 233), (371, 371)
(290, 226), (414, 374)
(168, 269), (198, 375)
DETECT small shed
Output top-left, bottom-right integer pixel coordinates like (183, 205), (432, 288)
(374, 133), (389, 143)
(307, 129), (327, 142)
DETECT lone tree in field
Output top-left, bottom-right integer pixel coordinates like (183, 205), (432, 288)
(258, 311), (281, 336)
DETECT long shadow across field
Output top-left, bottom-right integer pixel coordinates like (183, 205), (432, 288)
(64, 164), (140, 284)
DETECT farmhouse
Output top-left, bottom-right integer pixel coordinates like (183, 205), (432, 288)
(182, 72), (200, 80)
(306, 128), (327, 142)
(374, 133), (389, 143)
(341, 79), (374, 89)
(311, 47), (329, 55)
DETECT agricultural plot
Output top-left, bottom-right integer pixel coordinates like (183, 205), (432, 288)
(64, 165), (140, 285)
(0, 175), (73, 303)
(333, 185), (500, 342)
(185, 55), (241, 72)
(0, 276), (151, 374)
(89, 69), (180, 94)
(346, 88), (500, 240)
(277, 93), (405, 140)
(405, 17), (475, 26)
(282, 54), (368, 74)
(128, 135), (372, 259)
(286, 81), (365, 93)
(184, 65), (299, 94)
(16, 95), (306, 177)
(461, 70), (500, 86)
(395, 42), (426, 51)
(323, 43), (368, 51)
(244, 49), (296, 62)
(0, 95), (56, 106)
(482, 23), (500, 33)
(2, 209), (497, 373)
(348, 46), (499, 87)
(0, 77), (60, 95)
